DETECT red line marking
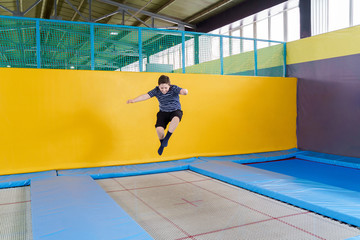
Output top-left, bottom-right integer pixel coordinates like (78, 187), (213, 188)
(112, 178), (196, 240)
(174, 198), (203, 207)
(169, 172), (327, 240)
(175, 212), (321, 240)
(0, 200), (30, 206)
(175, 212), (312, 240)
(174, 217), (276, 240)
(106, 179), (209, 193)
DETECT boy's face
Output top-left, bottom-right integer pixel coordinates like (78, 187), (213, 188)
(159, 83), (170, 94)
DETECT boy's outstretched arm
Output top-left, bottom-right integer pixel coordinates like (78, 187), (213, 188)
(127, 93), (151, 104)
(180, 89), (188, 95)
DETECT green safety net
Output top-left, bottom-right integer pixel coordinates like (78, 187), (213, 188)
(41, 21), (91, 70)
(0, 16), (285, 76)
(0, 17), (37, 68)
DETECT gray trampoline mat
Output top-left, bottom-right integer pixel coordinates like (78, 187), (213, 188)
(1, 171), (359, 240)
(98, 170), (360, 240)
(0, 186), (32, 240)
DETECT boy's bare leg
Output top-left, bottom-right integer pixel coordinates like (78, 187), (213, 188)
(156, 127), (165, 140)
(168, 117), (180, 133)
(162, 117), (180, 148)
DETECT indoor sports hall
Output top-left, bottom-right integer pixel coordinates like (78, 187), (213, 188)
(1, 0), (360, 239)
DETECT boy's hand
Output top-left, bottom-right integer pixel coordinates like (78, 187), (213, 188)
(180, 89), (188, 95)
(126, 94), (149, 104)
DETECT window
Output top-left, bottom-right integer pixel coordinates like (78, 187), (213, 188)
(185, 38), (194, 67)
(220, 25), (230, 35)
(220, 25), (230, 57)
(211, 37), (220, 60)
(199, 36), (212, 63)
(150, 52), (161, 64)
(231, 20), (241, 28)
(287, 7), (300, 41)
(242, 23), (254, 38)
(257, 18), (269, 48)
(242, 23), (254, 52)
(133, 0), (301, 72)
(353, 0), (360, 26)
(163, 51), (168, 64)
(270, 12), (284, 42)
(174, 47), (180, 69)
(312, 0), (360, 36)
(329, 0), (350, 31)
(231, 30), (241, 55)
(223, 37), (230, 57)
(214, 0), (300, 47)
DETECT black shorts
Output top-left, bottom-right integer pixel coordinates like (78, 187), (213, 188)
(155, 110), (183, 129)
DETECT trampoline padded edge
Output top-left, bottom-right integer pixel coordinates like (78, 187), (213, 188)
(189, 161), (360, 227)
(31, 175), (153, 240)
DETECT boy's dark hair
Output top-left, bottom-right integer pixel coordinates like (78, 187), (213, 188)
(158, 75), (170, 85)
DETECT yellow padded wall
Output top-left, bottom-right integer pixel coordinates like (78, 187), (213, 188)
(0, 68), (297, 175)
(287, 24), (360, 65)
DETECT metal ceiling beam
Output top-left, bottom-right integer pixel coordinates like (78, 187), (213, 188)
(88, 0), (92, 22)
(40, 0), (47, 18)
(42, 0), (56, 19)
(70, 0), (86, 21)
(185, 0), (233, 23)
(123, 9), (150, 28)
(103, 0), (127, 25)
(65, 0), (89, 21)
(23, 0), (42, 16)
(134, 0), (176, 28)
(51, 0), (61, 19)
(94, 8), (121, 22)
(16, 0), (20, 15)
(0, 3), (16, 15)
(98, 0), (195, 29)
(0, 0), (42, 16)
(94, 7), (151, 26)
(122, 0), (153, 25)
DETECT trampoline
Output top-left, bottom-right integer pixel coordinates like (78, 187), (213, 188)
(98, 170), (360, 240)
(1, 151), (360, 240)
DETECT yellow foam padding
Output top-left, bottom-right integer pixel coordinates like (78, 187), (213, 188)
(287, 24), (360, 65)
(0, 68), (297, 175)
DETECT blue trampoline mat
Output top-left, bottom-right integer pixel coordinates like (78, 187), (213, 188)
(198, 148), (298, 162)
(246, 158), (360, 192)
(58, 157), (204, 179)
(0, 170), (57, 189)
(31, 175), (153, 240)
(189, 159), (360, 228)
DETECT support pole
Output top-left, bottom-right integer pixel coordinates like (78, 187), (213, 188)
(182, 32), (185, 73)
(36, 20), (41, 68)
(254, 40), (258, 76)
(139, 28), (143, 72)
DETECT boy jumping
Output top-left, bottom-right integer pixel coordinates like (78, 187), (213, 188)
(127, 75), (188, 155)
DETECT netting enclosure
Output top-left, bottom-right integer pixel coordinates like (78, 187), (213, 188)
(0, 15), (286, 76)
